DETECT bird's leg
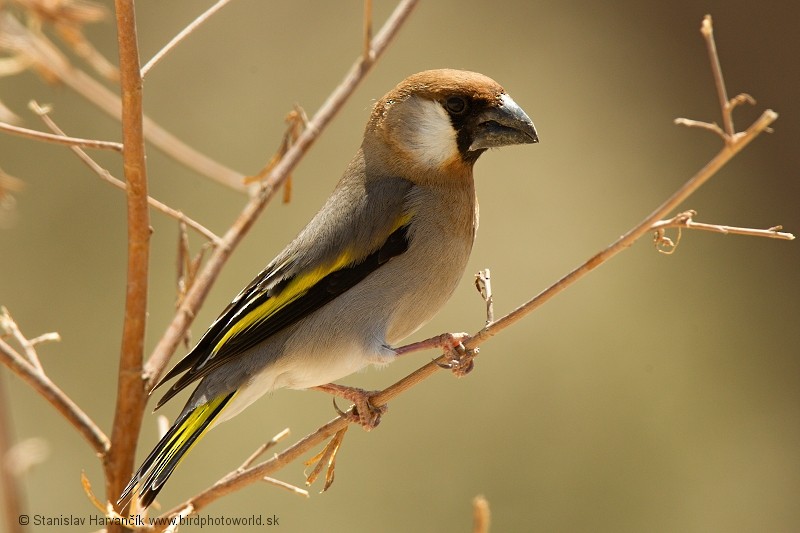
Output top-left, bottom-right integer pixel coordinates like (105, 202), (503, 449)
(313, 383), (386, 431)
(394, 332), (478, 377)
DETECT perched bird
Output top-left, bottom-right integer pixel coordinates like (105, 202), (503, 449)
(120, 69), (538, 508)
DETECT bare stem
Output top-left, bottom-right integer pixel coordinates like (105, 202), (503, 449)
(0, 338), (109, 455)
(652, 210), (795, 241)
(701, 15), (734, 138)
(235, 428), (290, 472)
(1, 306), (50, 372)
(0, 121), (123, 151)
(107, 0), (150, 517)
(363, 0), (373, 61)
(141, 0), (235, 77)
(262, 477), (309, 498)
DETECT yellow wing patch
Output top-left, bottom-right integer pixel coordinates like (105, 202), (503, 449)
(211, 212), (413, 356)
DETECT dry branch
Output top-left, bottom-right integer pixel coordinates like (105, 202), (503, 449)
(0, 121), (122, 151)
(0, 311), (108, 455)
(652, 210), (794, 254)
(0, 341), (109, 453)
(141, 0), (235, 77)
(107, 0), (151, 517)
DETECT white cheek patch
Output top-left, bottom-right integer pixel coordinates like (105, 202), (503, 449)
(399, 97), (459, 168)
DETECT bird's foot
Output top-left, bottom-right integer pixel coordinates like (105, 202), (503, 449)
(394, 331), (477, 377)
(435, 333), (479, 377)
(314, 383), (386, 431)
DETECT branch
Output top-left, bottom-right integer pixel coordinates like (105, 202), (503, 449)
(141, 0), (235, 78)
(363, 0), (373, 61)
(155, 13), (786, 521)
(701, 14), (735, 138)
(651, 209), (794, 254)
(107, 0), (150, 516)
(0, 121), (123, 151)
(143, 0), (420, 390)
(0, 321), (108, 455)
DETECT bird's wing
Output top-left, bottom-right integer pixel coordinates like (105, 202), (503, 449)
(153, 173), (414, 409)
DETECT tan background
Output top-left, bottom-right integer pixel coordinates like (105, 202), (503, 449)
(1, 0), (798, 531)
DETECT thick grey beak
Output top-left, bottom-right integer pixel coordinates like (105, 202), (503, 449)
(469, 93), (538, 151)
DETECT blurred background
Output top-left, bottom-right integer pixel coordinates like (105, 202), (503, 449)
(1, 0), (798, 531)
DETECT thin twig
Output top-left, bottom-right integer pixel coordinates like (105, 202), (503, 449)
(0, 120), (123, 151)
(652, 210), (795, 242)
(143, 0), (420, 391)
(674, 117), (726, 140)
(363, 0), (373, 61)
(31, 102), (222, 244)
(236, 428), (290, 472)
(0, 306), (52, 372)
(0, 338), (109, 455)
(141, 0), (235, 77)
(262, 477), (309, 498)
(107, 0), (151, 518)
(701, 15), (734, 138)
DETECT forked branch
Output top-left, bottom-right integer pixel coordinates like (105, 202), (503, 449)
(0, 309), (108, 455)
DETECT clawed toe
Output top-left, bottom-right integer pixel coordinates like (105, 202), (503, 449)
(435, 334), (479, 377)
(315, 384), (387, 431)
(348, 396), (387, 430)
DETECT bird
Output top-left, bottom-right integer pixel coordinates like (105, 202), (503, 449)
(119, 69), (538, 508)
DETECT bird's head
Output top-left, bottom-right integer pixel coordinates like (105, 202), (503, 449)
(365, 69), (538, 179)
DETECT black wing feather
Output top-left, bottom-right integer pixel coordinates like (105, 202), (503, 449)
(154, 223), (410, 409)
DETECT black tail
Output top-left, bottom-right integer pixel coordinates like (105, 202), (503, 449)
(118, 392), (234, 508)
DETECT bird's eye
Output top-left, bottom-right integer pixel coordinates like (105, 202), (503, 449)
(445, 96), (468, 115)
